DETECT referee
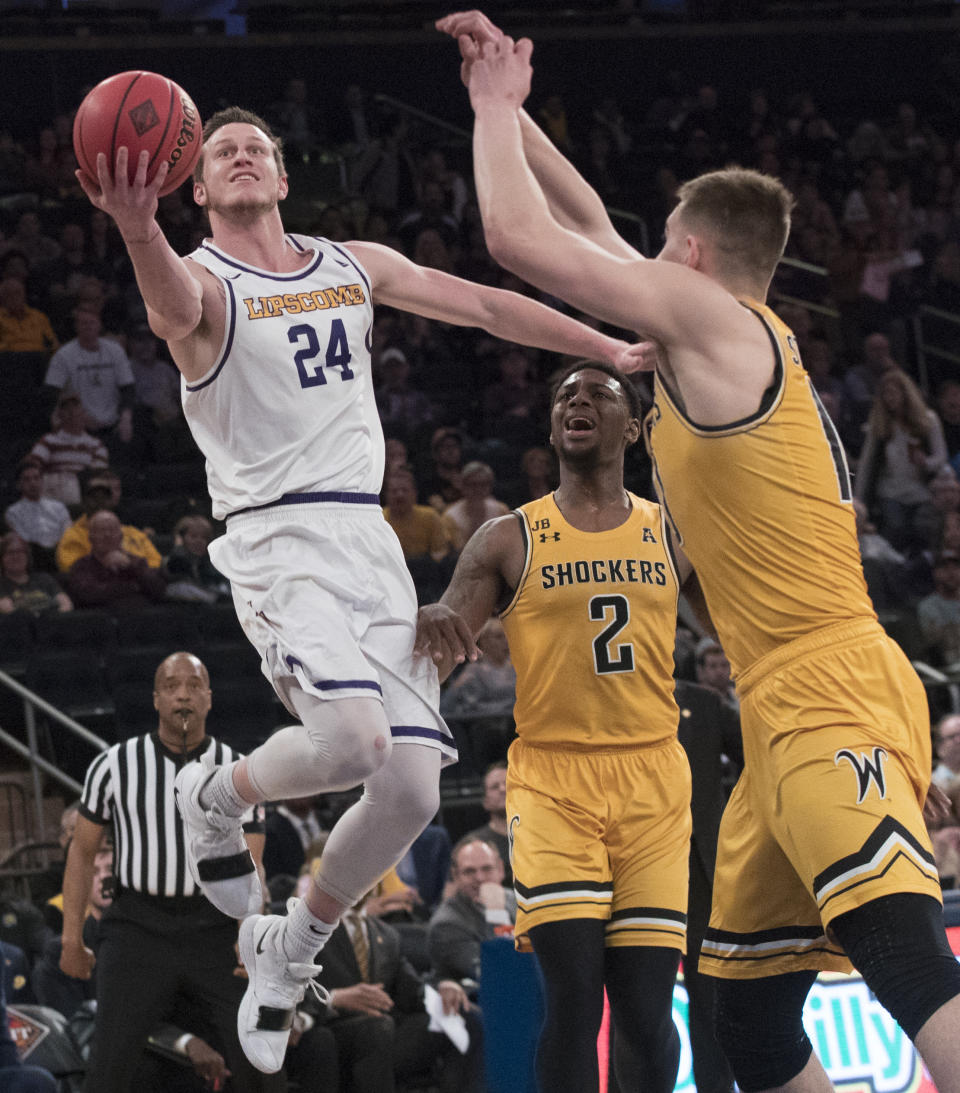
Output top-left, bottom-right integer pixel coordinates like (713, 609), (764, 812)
(59, 650), (281, 1092)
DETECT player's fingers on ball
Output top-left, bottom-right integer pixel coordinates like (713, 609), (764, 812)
(517, 37), (534, 61)
(134, 149), (150, 184)
(75, 170), (100, 200)
(150, 159), (170, 192)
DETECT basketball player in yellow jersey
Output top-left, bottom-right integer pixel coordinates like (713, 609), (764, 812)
(435, 11), (960, 1093)
(417, 360), (696, 1093)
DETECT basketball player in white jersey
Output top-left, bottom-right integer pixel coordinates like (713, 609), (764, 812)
(75, 105), (647, 1074)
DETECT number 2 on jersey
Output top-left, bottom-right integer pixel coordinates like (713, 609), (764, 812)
(590, 594), (634, 675)
(288, 320), (355, 388)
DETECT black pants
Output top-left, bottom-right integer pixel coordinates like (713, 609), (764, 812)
(288, 1008), (485, 1093)
(84, 892), (285, 1093)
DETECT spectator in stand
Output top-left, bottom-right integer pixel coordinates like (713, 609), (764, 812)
(418, 147), (470, 225)
(32, 841), (113, 1019)
(443, 462), (510, 552)
(937, 379), (960, 462)
(502, 445), (558, 509)
(853, 498), (910, 613)
(1, 963), (56, 1093)
(0, 128), (28, 197)
(263, 796), (327, 884)
(27, 390), (109, 508)
(480, 344), (548, 451)
(441, 617), (516, 725)
(926, 714), (960, 889)
(43, 306), (135, 462)
(164, 515), (229, 605)
(855, 368), (949, 552)
(917, 550), (960, 666)
(428, 837), (516, 985)
(0, 277), (58, 353)
(64, 509), (167, 611)
(3, 461), (70, 572)
(383, 466), (455, 565)
(842, 330), (898, 454)
(0, 533), (71, 616)
(462, 761), (512, 886)
(23, 127), (76, 203)
(375, 346), (437, 443)
(916, 467), (960, 553)
(382, 436), (409, 485)
(5, 210), (60, 269)
(268, 77), (326, 164)
(933, 714), (960, 791)
(125, 323), (180, 421)
(397, 179), (460, 253)
(802, 335), (846, 418)
(420, 426), (466, 512)
(289, 887), (484, 1093)
(412, 227), (457, 275)
(42, 222), (113, 313)
(924, 239), (960, 314)
(55, 468), (161, 573)
(695, 639), (739, 712)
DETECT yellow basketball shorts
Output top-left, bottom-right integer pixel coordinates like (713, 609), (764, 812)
(507, 735), (691, 953)
(700, 618), (940, 981)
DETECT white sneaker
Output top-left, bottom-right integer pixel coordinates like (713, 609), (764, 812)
(173, 750), (262, 919)
(237, 906), (328, 1074)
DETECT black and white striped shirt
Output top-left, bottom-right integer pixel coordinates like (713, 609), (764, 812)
(79, 733), (262, 899)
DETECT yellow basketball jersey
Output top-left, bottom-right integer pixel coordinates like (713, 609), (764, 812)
(500, 492), (681, 747)
(647, 300), (875, 679)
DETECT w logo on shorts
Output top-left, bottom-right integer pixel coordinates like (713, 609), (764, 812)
(835, 746), (888, 803)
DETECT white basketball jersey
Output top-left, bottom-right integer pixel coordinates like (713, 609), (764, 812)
(183, 234), (382, 519)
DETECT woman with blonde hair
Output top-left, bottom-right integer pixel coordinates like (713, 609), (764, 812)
(855, 367), (948, 550)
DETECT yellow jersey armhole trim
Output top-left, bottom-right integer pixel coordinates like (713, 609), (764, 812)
(499, 509), (533, 620)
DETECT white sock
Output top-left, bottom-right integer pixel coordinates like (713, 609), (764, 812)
(198, 762), (248, 818)
(283, 897), (337, 964)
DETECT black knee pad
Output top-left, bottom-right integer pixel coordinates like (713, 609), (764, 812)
(714, 972), (817, 1092)
(830, 893), (960, 1041)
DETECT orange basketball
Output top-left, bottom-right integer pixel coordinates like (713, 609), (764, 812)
(73, 71), (202, 197)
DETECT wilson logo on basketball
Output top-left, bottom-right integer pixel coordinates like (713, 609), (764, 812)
(168, 97), (198, 168)
(128, 99), (161, 137)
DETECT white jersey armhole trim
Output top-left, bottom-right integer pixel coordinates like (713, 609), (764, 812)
(184, 272), (237, 392)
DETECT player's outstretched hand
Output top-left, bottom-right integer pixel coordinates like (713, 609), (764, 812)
(436, 10), (505, 87)
(415, 602), (480, 683)
(75, 146), (167, 245)
(466, 35), (534, 111)
(614, 339), (660, 374)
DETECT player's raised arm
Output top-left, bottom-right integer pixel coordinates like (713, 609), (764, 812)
(437, 10), (637, 259)
(345, 240), (650, 373)
(76, 148), (212, 350)
(463, 35), (738, 356)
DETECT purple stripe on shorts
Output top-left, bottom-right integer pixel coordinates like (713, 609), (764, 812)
(391, 725), (456, 749)
(285, 654), (383, 695)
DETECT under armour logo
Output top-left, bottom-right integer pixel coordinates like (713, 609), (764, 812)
(835, 746), (888, 803)
(539, 532), (561, 543)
